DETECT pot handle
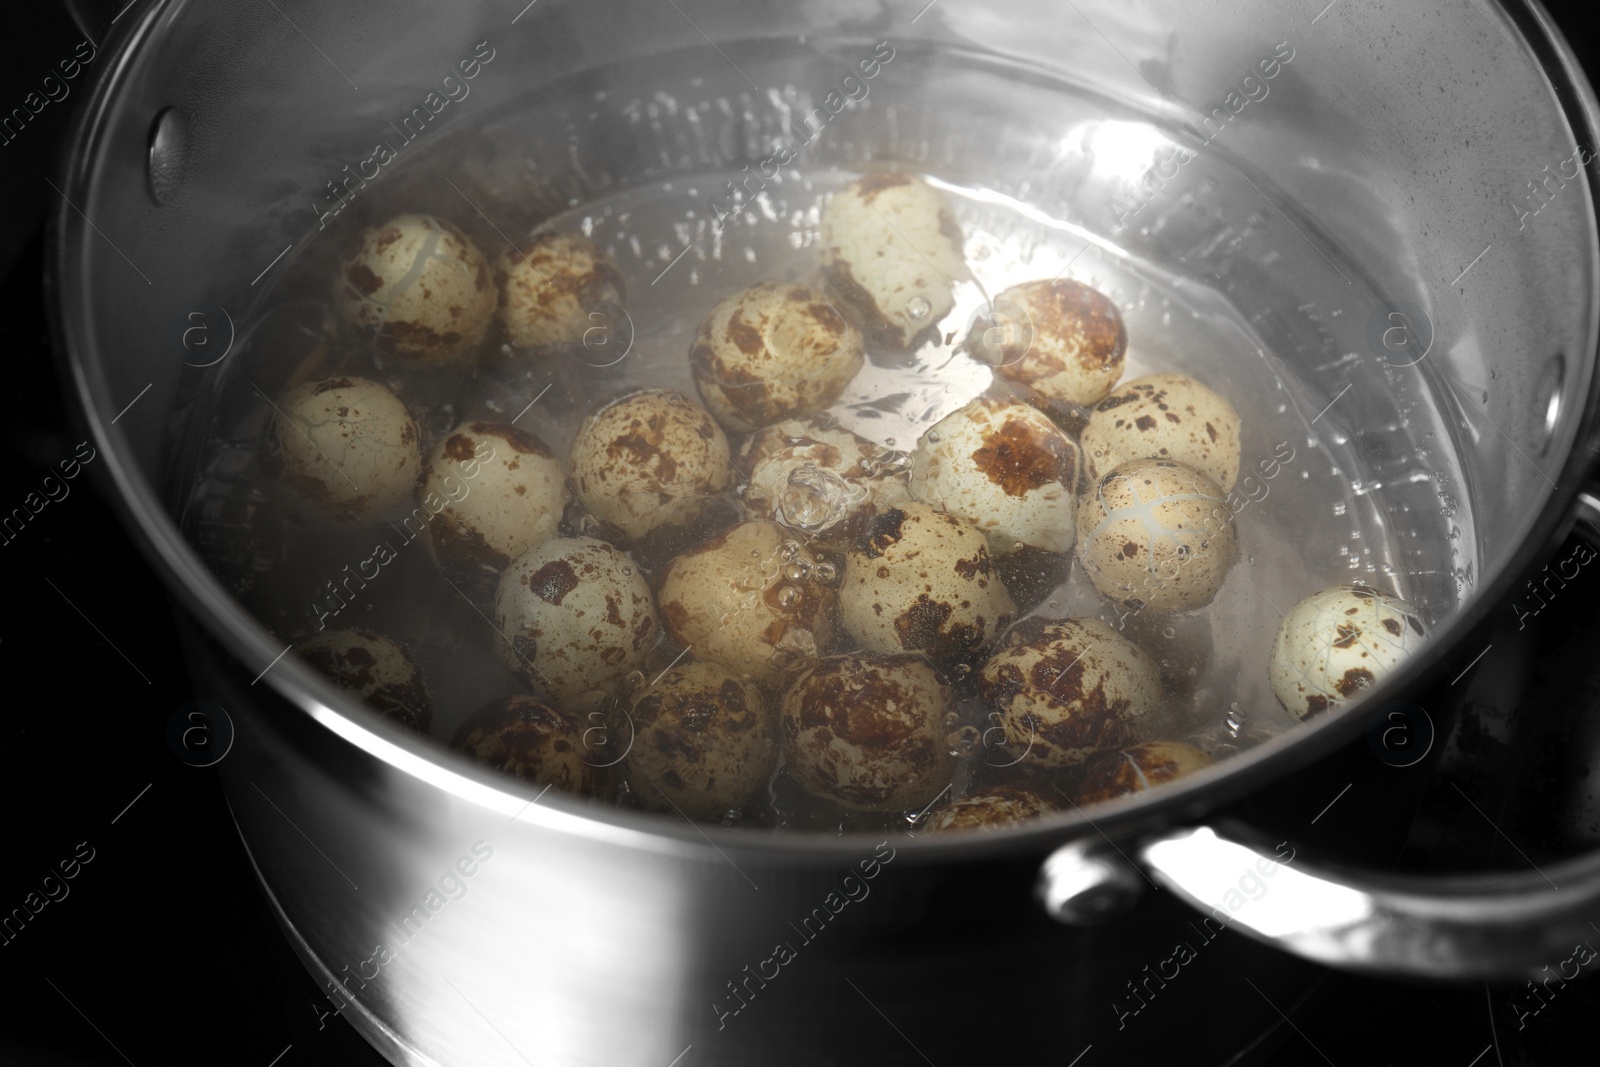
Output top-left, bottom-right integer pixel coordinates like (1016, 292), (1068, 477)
(1039, 821), (1600, 979)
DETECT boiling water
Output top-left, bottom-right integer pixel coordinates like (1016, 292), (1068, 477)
(186, 39), (1466, 833)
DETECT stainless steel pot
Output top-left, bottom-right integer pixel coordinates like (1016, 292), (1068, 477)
(52, 0), (1600, 1063)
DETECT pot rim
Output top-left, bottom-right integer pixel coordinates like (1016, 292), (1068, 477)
(48, 0), (1600, 864)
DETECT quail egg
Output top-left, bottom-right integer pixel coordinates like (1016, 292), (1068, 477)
(779, 654), (956, 812)
(272, 376), (421, 521)
(977, 617), (1161, 769)
(623, 661), (777, 819)
(494, 536), (661, 710)
(452, 694), (602, 797)
(497, 231), (626, 351)
(839, 502), (1016, 669)
(820, 172), (966, 350)
(736, 415), (902, 536)
(930, 784), (1059, 833)
(295, 628), (432, 732)
(909, 395), (1081, 554)
(333, 213), (496, 365)
(1083, 373), (1242, 489)
(1074, 741), (1215, 804)
(1077, 458), (1238, 614)
(1270, 584), (1428, 721)
(978, 279), (1127, 408)
(570, 390), (734, 541)
(419, 421), (567, 589)
(689, 282), (865, 433)
(658, 521), (836, 685)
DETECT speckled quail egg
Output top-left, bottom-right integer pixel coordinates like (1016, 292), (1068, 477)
(334, 213), (496, 365)
(820, 172), (967, 350)
(497, 231), (626, 350)
(1270, 584), (1428, 721)
(839, 502), (1016, 669)
(779, 654), (956, 812)
(295, 628), (432, 732)
(736, 416), (902, 536)
(910, 395), (1081, 555)
(623, 661), (777, 819)
(689, 282), (865, 433)
(977, 617), (1162, 769)
(978, 279), (1127, 408)
(1074, 741), (1216, 804)
(1077, 458), (1238, 614)
(658, 521), (836, 685)
(420, 421), (567, 589)
(570, 390), (734, 541)
(494, 536), (661, 710)
(452, 694), (602, 797)
(1083, 374), (1242, 489)
(272, 376), (421, 521)
(930, 784), (1059, 833)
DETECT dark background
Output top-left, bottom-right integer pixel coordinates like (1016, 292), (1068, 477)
(1, 3), (1597, 1065)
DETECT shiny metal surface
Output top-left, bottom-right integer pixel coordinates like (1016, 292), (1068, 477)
(1138, 824), (1600, 979)
(50, 0), (1600, 1063)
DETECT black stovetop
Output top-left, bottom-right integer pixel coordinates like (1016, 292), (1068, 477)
(3, 4), (1599, 1065)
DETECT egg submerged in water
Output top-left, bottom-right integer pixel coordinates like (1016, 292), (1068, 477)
(494, 536), (661, 711)
(333, 213), (497, 366)
(910, 395), (1081, 555)
(839, 501), (1017, 670)
(779, 653), (957, 812)
(271, 376), (422, 522)
(1270, 584), (1428, 721)
(1076, 458), (1238, 614)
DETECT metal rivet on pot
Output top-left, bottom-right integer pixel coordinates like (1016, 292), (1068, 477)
(147, 107), (189, 205)
(1536, 352), (1565, 455)
(1036, 839), (1146, 925)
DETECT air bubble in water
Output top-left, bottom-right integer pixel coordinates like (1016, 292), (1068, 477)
(777, 464), (850, 532)
(946, 725), (981, 756)
(814, 561), (838, 583)
(785, 561), (812, 582)
(1224, 703), (1246, 737)
(626, 670), (647, 689)
(907, 296), (932, 320)
(776, 584), (802, 609)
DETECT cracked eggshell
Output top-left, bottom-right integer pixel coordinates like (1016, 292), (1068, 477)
(983, 279), (1127, 408)
(452, 694), (602, 797)
(624, 661), (777, 819)
(570, 390), (734, 541)
(295, 629), (432, 732)
(736, 416), (897, 535)
(910, 395), (1081, 555)
(273, 376), (421, 521)
(1084, 373), (1242, 489)
(779, 654), (956, 812)
(658, 521), (837, 685)
(420, 422), (567, 588)
(1076, 458), (1238, 614)
(930, 784), (1059, 833)
(689, 282), (865, 433)
(1074, 741), (1215, 805)
(839, 502), (1016, 669)
(497, 231), (626, 350)
(1271, 584), (1427, 722)
(494, 536), (661, 710)
(334, 213), (496, 366)
(820, 172), (966, 350)
(977, 617), (1162, 769)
